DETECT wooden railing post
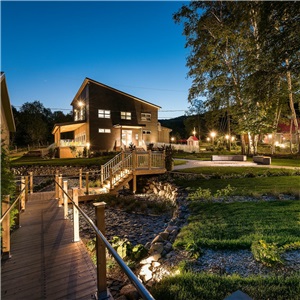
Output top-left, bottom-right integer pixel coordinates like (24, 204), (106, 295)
(21, 176), (25, 210)
(58, 175), (63, 207)
(72, 188), (80, 242)
(148, 150), (152, 170)
(121, 150), (124, 172)
(25, 175), (29, 202)
(100, 165), (104, 187)
(29, 171), (33, 194)
(55, 173), (59, 200)
(132, 150), (136, 170)
(63, 180), (68, 219)
(2, 195), (11, 259)
(85, 172), (89, 195)
(79, 168), (82, 190)
(93, 202), (108, 299)
(109, 168), (113, 189)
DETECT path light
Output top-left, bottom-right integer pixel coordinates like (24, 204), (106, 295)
(86, 142), (90, 158)
(210, 131), (216, 144)
(206, 137), (211, 142)
(171, 137), (175, 143)
(225, 134), (229, 140)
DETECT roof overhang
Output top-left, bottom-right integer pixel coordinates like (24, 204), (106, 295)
(71, 77), (161, 109)
(52, 122), (86, 134)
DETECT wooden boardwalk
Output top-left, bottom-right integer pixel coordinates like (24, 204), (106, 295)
(1, 192), (97, 300)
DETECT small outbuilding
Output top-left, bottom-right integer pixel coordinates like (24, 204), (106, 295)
(187, 136), (199, 147)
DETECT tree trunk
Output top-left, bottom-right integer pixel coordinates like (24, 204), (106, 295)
(286, 58), (299, 153)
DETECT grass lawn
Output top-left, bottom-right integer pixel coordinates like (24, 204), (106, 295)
(151, 272), (300, 300)
(174, 174), (300, 196)
(153, 200), (300, 300)
(174, 200), (300, 250)
(152, 163), (300, 300)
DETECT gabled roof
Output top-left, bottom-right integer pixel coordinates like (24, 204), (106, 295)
(71, 77), (161, 109)
(187, 136), (199, 141)
(1, 72), (16, 132)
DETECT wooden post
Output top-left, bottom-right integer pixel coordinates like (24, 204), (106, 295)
(132, 150), (136, 170)
(148, 150), (152, 170)
(79, 168), (82, 190)
(14, 185), (21, 228)
(55, 173), (59, 200)
(2, 195), (11, 259)
(63, 180), (68, 219)
(21, 176), (25, 210)
(93, 202), (108, 299)
(109, 168), (113, 190)
(72, 188), (80, 242)
(85, 172), (89, 195)
(29, 172), (33, 194)
(58, 175), (63, 207)
(133, 174), (137, 194)
(121, 151), (124, 172)
(100, 165), (104, 187)
(25, 176), (29, 202)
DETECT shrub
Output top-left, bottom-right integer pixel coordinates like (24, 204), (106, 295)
(188, 187), (212, 201)
(215, 184), (236, 199)
(111, 236), (148, 261)
(251, 239), (283, 267)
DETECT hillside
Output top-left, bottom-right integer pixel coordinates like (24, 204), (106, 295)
(159, 115), (188, 138)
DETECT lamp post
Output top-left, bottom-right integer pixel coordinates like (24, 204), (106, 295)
(171, 137), (175, 144)
(210, 131), (216, 145)
(192, 127), (196, 137)
(86, 142), (90, 158)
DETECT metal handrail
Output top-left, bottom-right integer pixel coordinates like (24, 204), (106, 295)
(55, 181), (155, 300)
(0, 187), (25, 224)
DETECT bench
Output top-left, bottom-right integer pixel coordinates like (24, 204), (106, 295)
(253, 156), (271, 165)
(211, 155), (247, 161)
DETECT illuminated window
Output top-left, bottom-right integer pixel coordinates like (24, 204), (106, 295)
(98, 128), (111, 133)
(141, 113), (151, 121)
(98, 109), (110, 118)
(121, 111), (131, 120)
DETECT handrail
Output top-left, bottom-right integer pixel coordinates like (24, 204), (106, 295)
(55, 181), (155, 300)
(0, 187), (25, 224)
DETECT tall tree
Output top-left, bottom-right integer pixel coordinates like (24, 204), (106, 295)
(174, 1), (300, 154)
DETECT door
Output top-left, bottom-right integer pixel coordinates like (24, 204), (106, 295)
(122, 130), (132, 147)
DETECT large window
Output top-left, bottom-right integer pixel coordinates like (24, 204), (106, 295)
(98, 109), (110, 118)
(121, 111), (131, 120)
(141, 113), (151, 122)
(98, 128), (111, 133)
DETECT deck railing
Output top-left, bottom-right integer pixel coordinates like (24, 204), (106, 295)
(0, 176), (29, 259)
(100, 150), (165, 188)
(55, 179), (155, 300)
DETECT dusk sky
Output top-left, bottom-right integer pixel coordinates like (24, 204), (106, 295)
(1, 1), (194, 119)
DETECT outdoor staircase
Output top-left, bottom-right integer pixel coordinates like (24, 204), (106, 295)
(100, 151), (133, 194)
(100, 150), (166, 194)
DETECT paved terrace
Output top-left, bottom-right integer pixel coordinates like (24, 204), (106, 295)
(1, 192), (97, 300)
(173, 159), (297, 170)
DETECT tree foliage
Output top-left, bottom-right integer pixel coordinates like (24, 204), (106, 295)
(12, 101), (72, 147)
(174, 1), (300, 153)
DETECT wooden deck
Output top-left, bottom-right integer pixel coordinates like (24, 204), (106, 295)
(1, 192), (97, 300)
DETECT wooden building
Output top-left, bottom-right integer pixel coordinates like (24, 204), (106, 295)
(52, 78), (171, 158)
(0, 72), (16, 148)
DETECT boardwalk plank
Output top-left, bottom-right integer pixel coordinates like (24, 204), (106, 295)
(1, 192), (97, 300)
